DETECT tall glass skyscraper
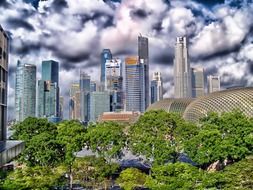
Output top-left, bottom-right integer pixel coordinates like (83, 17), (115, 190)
(125, 56), (144, 112)
(80, 72), (90, 122)
(174, 36), (192, 98)
(191, 67), (205, 98)
(138, 35), (149, 110)
(100, 49), (112, 84)
(105, 58), (124, 111)
(37, 60), (60, 119)
(15, 60), (36, 122)
(150, 72), (163, 104)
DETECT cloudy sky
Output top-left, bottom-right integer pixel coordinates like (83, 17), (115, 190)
(1, 0), (253, 120)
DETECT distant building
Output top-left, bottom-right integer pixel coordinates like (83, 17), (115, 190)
(191, 67), (204, 98)
(59, 96), (64, 119)
(150, 72), (163, 104)
(90, 81), (97, 92)
(174, 36), (192, 98)
(80, 72), (90, 122)
(100, 49), (112, 84)
(138, 35), (149, 109)
(105, 58), (124, 111)
(98, 111), (140, 124)
(15, 60), (36, 122)
(89, 91), (110, 122)
(69, 82), (81, 120)
(207, 75), (221, 93)
(37, 60), (60, 118)
(0, 25), (24, 166)
(125, 56), (144, 112)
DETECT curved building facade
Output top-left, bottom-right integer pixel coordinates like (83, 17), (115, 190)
(183, 87), (253, 122)
(147, 98), (194, 115)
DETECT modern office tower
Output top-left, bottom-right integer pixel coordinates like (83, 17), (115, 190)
(80, 72), (91, 122)
(150, 72), (163, 104)
(105, 58), (124, 111)
(89, 91), (110, 122)
(69, 82), (81, 120)
(100, 49), (112, 84)
(138, 35), (149, 109)
(174, 36), (192, 98)
(191, 67), (205, 98)
(90, 81), (97, 92)
(125, 56), (144, 112)
(0, 25), (24, 166)
(37, 60), (60, 118)
(59, 96), (64, 119)
(15, 60), (36, 122)
(207, 75), (221, 93)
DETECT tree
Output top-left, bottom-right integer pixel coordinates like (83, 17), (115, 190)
(128, 110), (180, 165)
(184, 110), (253, 168)
(84, 122), (126, 161)
(1, 166), (66, 190)
(116, 168), (148, 190)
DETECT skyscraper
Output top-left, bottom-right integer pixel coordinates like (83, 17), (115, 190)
(105, 58), (124, 111)
(59, 96), (64, 120)
(174, 36), (192, 98)
(15, 60), (36, 122)
(125, 56), (144, 112)
(207, 75), (221, 93)
(138, 35), (149, 109)
(80, 72), (91, 122)
(191, 67), (204, 98)
(150, 72), (163, 104)
(69, 82), (81, 120)
(100, 49), (112, 84)
(37, 60), (60, 119)
(89, 91), (110, 122)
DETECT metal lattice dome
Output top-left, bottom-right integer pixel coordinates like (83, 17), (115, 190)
(183, 87), (253, 122)
(147, 98), (194, 115)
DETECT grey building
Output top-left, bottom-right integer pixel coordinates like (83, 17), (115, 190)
(174, 36), (192, 98)
(207, 75), (221, 93)
(101, 49), (112, 84)
(191, 67), (204, 98)
(15, 60), (36, 122)
(150, 72), (163, 104)
(80, 72), (90, 122)
(89, 91), (110, 122)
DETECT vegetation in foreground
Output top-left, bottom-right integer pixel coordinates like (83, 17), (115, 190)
(0, 110), (252, 190)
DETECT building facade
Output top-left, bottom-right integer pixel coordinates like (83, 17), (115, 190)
(207, 75), (221, 93)
(138, 35), (149, 110)
(150, 72), (163, 104)
(100, 49), (112, 84)
(105, 58), (124, 111)
(15, 60), (36, 122)
(37, 60), (60, 119)
(80, 72), (90, 122)
(69, 82), (81, 120)
(89, 91), (110, 122)
(191, 67), (204, 98)
(174, 36), (192, 98)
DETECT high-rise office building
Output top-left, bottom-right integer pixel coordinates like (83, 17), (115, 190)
(89, 91), (110, 122)
(174, 36), (192, 98)
(125, 56), (144, 112)
(138, 35), (149, 109)
(191, 67), (204, 98)
(37, 60), (60, 119)
(207, 75), (221, 93)
(80, 72), (91, 122)
(105, 58), (124, 111)
(59, 96), (64, 120)
(100, 49), (112, 84)
(0, 25), (24, 166)
(150, 72), (163, 104)
(90, 81), (97, 92)
(15, 60), (36, 122)
(69, 82), (81, 120)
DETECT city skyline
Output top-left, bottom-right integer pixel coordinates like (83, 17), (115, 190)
(1, 0), (253, 119)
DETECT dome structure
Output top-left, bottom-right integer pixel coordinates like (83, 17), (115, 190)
(183, 87), (253, 122)
(147, 98), (194, 115)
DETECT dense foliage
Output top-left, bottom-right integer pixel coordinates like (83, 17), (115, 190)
(1, 110), (253, 190)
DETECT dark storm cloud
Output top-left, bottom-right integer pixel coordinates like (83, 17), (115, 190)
(78, 12), (114, 28)
(221, 73), (248, 88)
(10, 38), (41, 55)
(51, 0), (68, 12)
(153, 51), (174, 65)
(53, 50), (90, 64)
(248, 60), (253, 74)
(194, 0), (225, 6)
(0, 0), (10, 8)
(130, 9), (151, 19)
(152, 22), (163, 32)
(6, 17), (35, 31)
